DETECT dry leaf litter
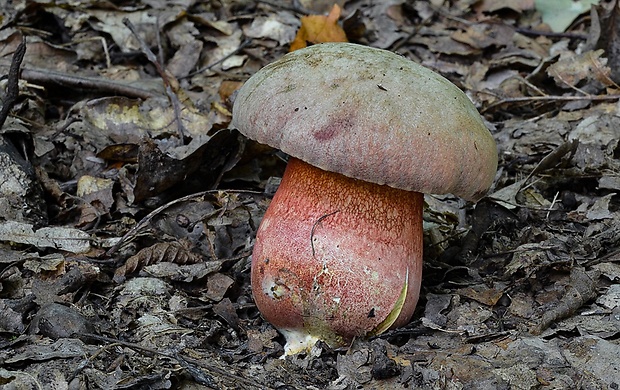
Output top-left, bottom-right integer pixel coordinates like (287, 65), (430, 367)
(0, 0), (619, 388)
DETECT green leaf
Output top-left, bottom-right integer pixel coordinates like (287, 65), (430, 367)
(535, 0), (598, 32)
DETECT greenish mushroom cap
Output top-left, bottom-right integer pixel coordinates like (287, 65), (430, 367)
(232, 43), (497, 201)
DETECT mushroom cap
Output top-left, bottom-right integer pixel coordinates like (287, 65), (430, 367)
(232, 43), (497, 201)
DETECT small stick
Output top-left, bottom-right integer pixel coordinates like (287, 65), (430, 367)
(481, 93), (620, 113)
(0, 65), (162, 99)
(123, 18), (188, 142)
(185, 38), (253, 79)
(0, 37), (26, 129)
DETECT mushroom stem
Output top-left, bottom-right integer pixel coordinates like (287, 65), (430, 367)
(251, 157), (423, 354)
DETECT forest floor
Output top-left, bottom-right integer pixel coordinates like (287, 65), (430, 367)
(0, 0), (619, 389)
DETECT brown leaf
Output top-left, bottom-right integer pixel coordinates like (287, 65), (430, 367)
(30, 303), (93, 339)
(205, 272), (234, 301)
(0, 300), (26, 334)
(457, 285), (506, 306)
(133, 129), (244, 203)
(114, 241), (202, 283)
(218, 80), (243, 103)
(547, 49), (615, 88)
(212, 297), (239, 329)
(451, 23), (514, 50)
(335, 341), (373, 385)
(247, 327), (279, 352)
(289, 4), (348, 52)
(96, 143), (139, 163)
(531, 268), (600, 335)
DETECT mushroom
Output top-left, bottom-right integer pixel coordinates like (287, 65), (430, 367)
(232, 43), (497, 355)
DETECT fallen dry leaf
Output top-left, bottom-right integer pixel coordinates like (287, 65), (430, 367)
(114, 241), (202, 282)
(1, 0), (620, 388)
(547, 49), (614, 89)
(205, 273), (234, 302)
(289, 4), (348, 52)
(531, 268), (600, 335)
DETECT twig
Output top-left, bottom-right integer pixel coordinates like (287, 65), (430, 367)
(77, 333), (274, 389)
(0, 36), (26, 129)
(549, 68), (591, 95)
(586, 50), (620, 89)
(185, 38), (253, 79)
(77, 333), (217, 387)
(546, 191), (560, 220)
(481, 93), (620, 113)
(106, 190), (217, 257)
(393, 17), (432, 52)
(514, 27), (588, 40)
(518, 75), (549, 97)
(0, 64), (163, 99)
(520, 139), (579, 189)
(481, 244), (561, 259)
(105, 189), (262, 257)
(585, 247), (620, 266)
(123, 18), (189, 142)
(430, 3), (588, 40)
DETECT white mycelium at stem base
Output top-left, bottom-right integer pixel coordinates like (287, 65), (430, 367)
(251, 157), (423, 354)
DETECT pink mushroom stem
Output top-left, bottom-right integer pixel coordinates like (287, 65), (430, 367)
(251, 157), (423, 354)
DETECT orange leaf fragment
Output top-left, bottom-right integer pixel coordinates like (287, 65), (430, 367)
(289, 4), (348, 52)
